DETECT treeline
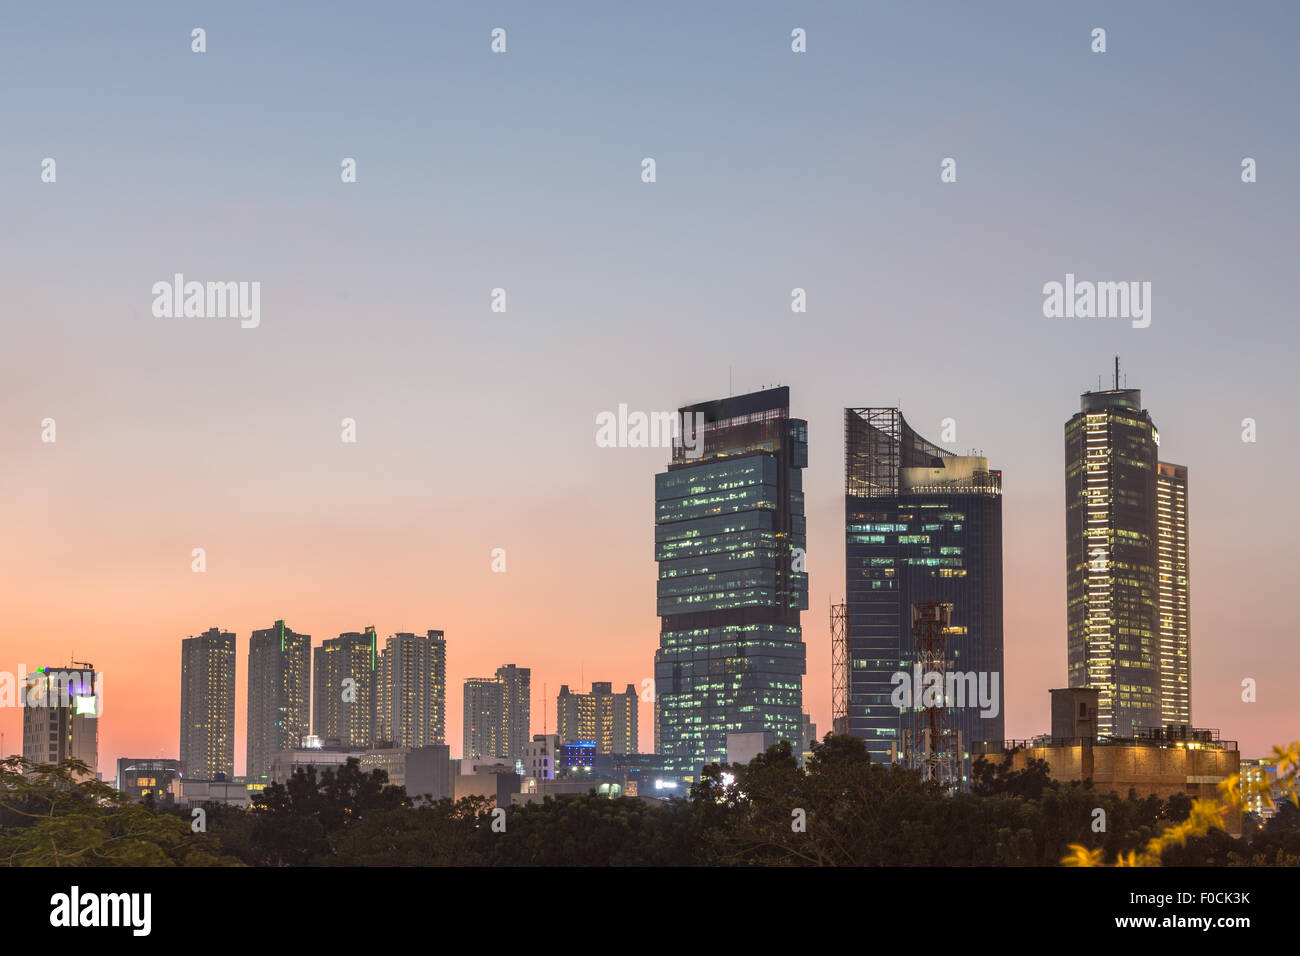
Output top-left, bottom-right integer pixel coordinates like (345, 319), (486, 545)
(3, 737), (1298, 866)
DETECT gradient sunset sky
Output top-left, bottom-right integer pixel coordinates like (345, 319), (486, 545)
(3, 1), (1298, 776)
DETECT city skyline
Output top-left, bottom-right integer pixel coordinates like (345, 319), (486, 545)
(4, 2), (1298, 776)
(1, 363), (1289, 775)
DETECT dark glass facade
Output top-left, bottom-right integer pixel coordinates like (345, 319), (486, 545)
(844, 408), (1004, 782)
(654, 387), (808, 775)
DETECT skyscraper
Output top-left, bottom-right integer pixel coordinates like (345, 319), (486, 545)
(21, 665), (100, 779)
(495, 664), (531, 762)
(654, 386), (808, 775)
(246, 619), (311, 783)
(313, 627), (377, 748)
(1064, 369), (1190, 737)
(556, 682), (638, 754)
(377, 630), (447, 748)
(842, 408), (1004, 778)
(463, 678), (506, 759)
(180, 628), (236, 780)
(1156, 463), (1191, 726)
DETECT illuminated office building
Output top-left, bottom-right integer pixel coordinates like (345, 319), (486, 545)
(1065, 374), (1190, 737)
(843, 408), (1004, 777)
(246, 619), (311, 783)
(654, 386), (808, 775)
(180, 628), (237, 780)
(1156, 463), (1191, 727)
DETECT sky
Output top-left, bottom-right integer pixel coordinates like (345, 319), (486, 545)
(2, 1), (1298, 776)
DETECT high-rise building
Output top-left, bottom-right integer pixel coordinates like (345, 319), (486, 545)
(180, 628), (236, 780)
(1156, 462), (1191, 727)
(495, 664), (531, 762)
(246, 619), (311, 783)
(377, 630), (447, 748)
(654, 386), (808, 775)
(842, 408), (1004, 778)
(313, 627), (377, 748)
(1065, 372), (1190, 737)
(463, 678), (506, 759)
(21, 665), (100, 779)
(556, 682), (638, 754)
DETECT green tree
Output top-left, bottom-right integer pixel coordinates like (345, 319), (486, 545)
(0, 757), (240, 866)
(248, 758), (407, 865)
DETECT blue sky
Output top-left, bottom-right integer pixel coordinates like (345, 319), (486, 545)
(2, 1), (1297, 765)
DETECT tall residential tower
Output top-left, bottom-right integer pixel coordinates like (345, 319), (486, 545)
(495, 664), (531, 763)
(246, 620), (311, 783)
(180, 628), (237, 780)
(377, 630), (447, 748)
(463, 678), (506, 760)
(313, 627), (378, 748)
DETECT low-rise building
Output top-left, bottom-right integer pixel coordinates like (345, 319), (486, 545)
(1241, 758), (1282, 822)
(974, 688), (1242, 835)
(523, 734), (559, 781)
(181, 779), (250, 808)
(115, 757), (183, 803)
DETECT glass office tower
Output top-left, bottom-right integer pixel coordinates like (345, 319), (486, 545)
(1156, 462), (1191, 726)
(1065, 386), (1163, 738)
(654, 386), (808, 775)
(843, 408), (1004, 780)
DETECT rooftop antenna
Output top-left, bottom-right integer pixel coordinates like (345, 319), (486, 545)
(1114, 354), (1120, 390)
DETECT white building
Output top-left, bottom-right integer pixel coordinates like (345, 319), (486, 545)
(523, 734), (559, 781)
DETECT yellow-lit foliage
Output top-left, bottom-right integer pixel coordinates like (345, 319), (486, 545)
(1064, 742), (1300, 867)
